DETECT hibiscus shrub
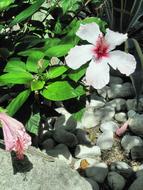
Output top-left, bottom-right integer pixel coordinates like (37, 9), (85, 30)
(0, 0), (138, 144)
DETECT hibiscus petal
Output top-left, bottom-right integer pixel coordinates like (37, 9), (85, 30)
(108, 50), (136, 76)
(65, 45), (93, 69)
(76, 23), (101, 44)
(105, 29), (128, 51)
(0, 120), (15, 150)
(86, 59), (110, 89)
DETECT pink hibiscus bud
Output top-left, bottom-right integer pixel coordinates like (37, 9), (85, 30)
(0, 113), (31, 159)
(115, 120), (129, 137)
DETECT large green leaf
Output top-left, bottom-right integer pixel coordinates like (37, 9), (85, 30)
(68, 65), (87, 82)
(0, 72), (33, 85)
(45, 44), (73, 58)
(10, 0), (45, 26)
(31, 80), (45, 91)
(42, 38), (61, 52)
(18, 48), (41, 56)
(26, 113), (40, 135)
(4, 58), (26, 73)
(6, 90), (31, 116)
(0, 0), (13, 11)
(26, 51), (44, 73)
(46, 66), (68, 79)
(41, 81), (85, 101)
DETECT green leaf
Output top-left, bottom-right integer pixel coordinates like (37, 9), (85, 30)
(26, 113), (40, 135)
(46, 66), (68, 79)
(74, 85), (85, 97)
(0, 25), (4, 31)
(10, 0), (45, 26)
(31, 80), (45, 91)
(42, 38), (61, 52)
(61, 0), (80, 13)
(45, 44), (73, 57)
(54, 20), (62, 34)
(4, 58), (26, 73)
(41, 81), (85, 101)
(18, 48), (40, 56)
(0, 0), (13, 11)
(0, 107), (7, 113)
(0, 72), (33, 85)
(6, 90), (31, 116)
(72, 108), (85, 121)
(68, 65), (87, 82)
(26, 51), (44, 73)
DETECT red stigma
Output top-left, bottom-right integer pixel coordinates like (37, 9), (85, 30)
(93, 35), (109, 60)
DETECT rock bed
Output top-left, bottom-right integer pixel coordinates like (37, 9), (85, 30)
(37, 73), (143, 190)
(1, 74), (139, 189)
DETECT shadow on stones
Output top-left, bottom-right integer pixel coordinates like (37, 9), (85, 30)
(11, 152), (33, 175)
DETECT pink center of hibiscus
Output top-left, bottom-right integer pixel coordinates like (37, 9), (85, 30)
(15, 137), (24, 160)
(92, 35), (109, 60)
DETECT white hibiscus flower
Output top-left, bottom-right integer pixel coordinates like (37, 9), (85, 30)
(65, 22), (136, 89)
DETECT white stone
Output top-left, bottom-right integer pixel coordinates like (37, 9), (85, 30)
(107, 82), (135, 99)
(88, 93), (105, 108)
(100, 121), (119, 132)
(114, 112), (127, 123)
(89, 99), (105, 109)
(106, 98), (126, 112)
(75, 145), (101, 158)
(94, 106), (115, 123)
(126, 98), (143, 112)
(96, 131), (114, 150)
(127, 110), (136, 118)
(55, 107), (71, 117)
(97, 86), (109, 98)
(121, 135), (143, 153)
(81, 107), (99, 128)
